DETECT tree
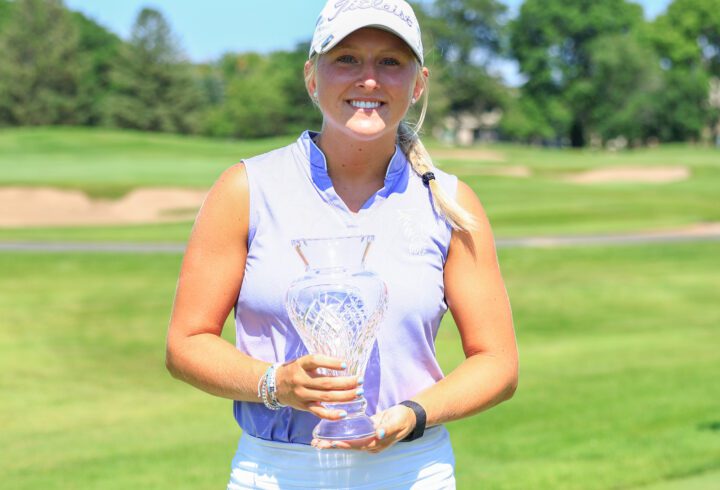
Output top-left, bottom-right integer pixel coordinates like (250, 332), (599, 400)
(104, 8), (202, 133)
(499, 91), (563, 143)
(585, 32), (664, 143)
(652, 0), (720, 75)
(201, 52), (288, 138)
(651, 0), (720, 142)
(654, 68), (710, 141)
(200, 43), (321, 139)
(413, 0), (509, 125)
(267, 44), (323, 135)
(510, 0), (644, 146)
(0, 0), (88, 125)
(71, 11), (122, 125)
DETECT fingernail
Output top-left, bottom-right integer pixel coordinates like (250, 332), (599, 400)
(338, 411), (347, 418)
(356, 388), (364, 396)
(331, 441), (338, 448)
(341, 362), (347, 369)
(377, 428), (385, 440)
(357, 376), (364, 385)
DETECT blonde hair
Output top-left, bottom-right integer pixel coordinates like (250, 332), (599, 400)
(305, 55), (476, 232)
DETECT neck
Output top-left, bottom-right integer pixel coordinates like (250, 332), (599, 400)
(315, 127), (398, 185)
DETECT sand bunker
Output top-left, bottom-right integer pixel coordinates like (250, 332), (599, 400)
(565, 166), (690, 184)
(0, 187), (207, 227)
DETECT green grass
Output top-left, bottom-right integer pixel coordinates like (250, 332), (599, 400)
(1, 127), (719, 242)
(2, 242), (719, 489)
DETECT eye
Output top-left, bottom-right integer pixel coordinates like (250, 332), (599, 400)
(336, 54), (358, 64)
(380, 58), (401, 66)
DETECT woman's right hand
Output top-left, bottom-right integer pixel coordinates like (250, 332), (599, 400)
(274, 355), (362, 420)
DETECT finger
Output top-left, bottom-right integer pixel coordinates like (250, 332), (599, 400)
(375, 408), (411, 442)
(312, 439), (353, 450)
(300, 355), (347, 372)
(306, 402), (349, 420)
(377, 426), (388, 440)
(304, 375), (362, 391)
(371, 410), (389, 427)
(301, 388), (362, 404)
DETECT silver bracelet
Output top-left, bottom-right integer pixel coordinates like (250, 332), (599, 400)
(257, 368), (268, 403)
(258, 363), (286, 410)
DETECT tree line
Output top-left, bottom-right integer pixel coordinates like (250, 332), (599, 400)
(0, 0), (718, 147)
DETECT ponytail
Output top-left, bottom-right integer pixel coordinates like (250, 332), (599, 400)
(398, 122), (477, 231)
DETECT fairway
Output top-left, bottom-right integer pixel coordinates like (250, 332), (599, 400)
(1, 128), (719, 241)
(2, 242), (719, 489)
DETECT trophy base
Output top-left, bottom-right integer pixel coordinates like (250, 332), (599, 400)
(312, 398), (376, 442)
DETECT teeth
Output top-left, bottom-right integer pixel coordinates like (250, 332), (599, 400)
(350, 100), (381, 109)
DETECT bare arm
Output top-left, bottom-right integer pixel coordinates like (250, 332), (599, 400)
(165, 163), (265, 401)
(165, 163), (361, 415)
(411, 180), (518, 425)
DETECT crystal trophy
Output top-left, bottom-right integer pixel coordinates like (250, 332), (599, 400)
(285, 235), (388, 442)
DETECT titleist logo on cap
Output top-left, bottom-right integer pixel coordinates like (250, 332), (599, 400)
(327, 0), (415, 28)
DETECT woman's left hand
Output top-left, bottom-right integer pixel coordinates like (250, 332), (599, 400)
(310, 404), (416, 453)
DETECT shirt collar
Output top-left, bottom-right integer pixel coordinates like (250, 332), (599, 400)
(299, 130), (408, 185)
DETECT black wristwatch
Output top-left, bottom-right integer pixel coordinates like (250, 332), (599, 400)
(399, 400), (427, 442)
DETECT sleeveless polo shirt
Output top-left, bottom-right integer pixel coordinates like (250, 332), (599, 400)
(234, 131), (457, 444)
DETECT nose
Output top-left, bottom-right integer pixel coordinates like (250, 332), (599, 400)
(357, 64), (379, 90)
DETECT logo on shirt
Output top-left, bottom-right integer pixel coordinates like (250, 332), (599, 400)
(397, 209), (426, 256)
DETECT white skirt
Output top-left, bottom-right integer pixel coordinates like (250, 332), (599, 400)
(227, 426), (456, 489)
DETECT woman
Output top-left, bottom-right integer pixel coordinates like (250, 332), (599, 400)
(165, 1), (518, 488)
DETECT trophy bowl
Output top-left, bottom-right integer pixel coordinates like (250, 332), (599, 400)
(285, 235), (387, 442)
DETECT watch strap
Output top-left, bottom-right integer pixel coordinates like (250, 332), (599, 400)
(399, 400), (426, 442)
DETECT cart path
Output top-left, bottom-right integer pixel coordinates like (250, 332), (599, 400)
(2, 227), (720, 253)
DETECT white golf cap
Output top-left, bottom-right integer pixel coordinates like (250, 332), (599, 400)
(309, 0), (424, 64)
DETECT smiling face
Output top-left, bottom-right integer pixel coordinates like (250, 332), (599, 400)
(306, 27), (426, 143)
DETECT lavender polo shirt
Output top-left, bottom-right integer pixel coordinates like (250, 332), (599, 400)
(233, 131), (456, 444)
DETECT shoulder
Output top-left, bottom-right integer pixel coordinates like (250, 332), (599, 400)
(454, 179), (484, 213)
(209, 161), (248, 201)
(197, 162), (249, 233)
(243, 135), (305, 171)
(447, 178), (495, 259)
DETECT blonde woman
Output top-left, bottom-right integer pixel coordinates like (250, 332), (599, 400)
(166, 1), (518, 488)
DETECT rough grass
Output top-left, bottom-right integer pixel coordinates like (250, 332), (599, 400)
(2, 242), (719, 489)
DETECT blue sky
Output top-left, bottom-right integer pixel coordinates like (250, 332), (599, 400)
(65, 0), (673, 63)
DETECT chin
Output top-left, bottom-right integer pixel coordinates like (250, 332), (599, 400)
(343, 121), (394, 141)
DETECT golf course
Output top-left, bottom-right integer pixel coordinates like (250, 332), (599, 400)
(1, 127), (719, 489)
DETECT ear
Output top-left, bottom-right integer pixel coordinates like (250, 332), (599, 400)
(412, 66), (429, 101)
(304, 60), (317, 98)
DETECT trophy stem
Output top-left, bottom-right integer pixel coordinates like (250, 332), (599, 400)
(312, 397), (376, 442)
